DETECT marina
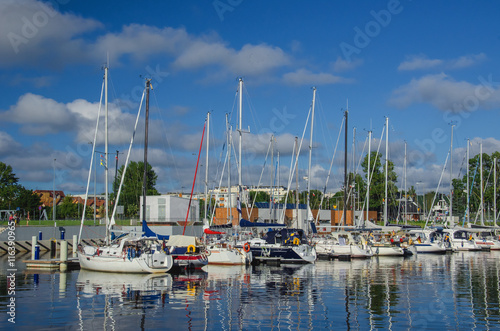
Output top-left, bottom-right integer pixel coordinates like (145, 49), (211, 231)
(2, 250), (500, 329)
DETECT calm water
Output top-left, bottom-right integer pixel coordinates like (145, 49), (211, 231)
(1, 251), (500, 330)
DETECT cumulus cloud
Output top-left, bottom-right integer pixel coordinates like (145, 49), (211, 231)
(332, 56), (363, 72)
(282, 68), (353, 86)
(388, 73), (500, 111)
(0, 131), (22, 155)
(398, 53), (486, 71)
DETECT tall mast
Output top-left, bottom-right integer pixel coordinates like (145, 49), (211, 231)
(450, 123), (455, 224)
(104, 66), (109, 243)
(466, 139), (470, 223)
(352, 126), (356, 226)
(226, 114), (231, 223)
(480, 142), (484, 226)
(142, 79), (151, 225)
(404, 141), (407, 225)
(366, 130), (372, 227)
(204, 111), (210, 223)
(384, 117), (389, 225)
(270, 135), (274, 218)
(343, 105), (348, 227)
(238, 78), (243, 205)
(495, 157), (497, 224)
(295, 136), (299, 227)
(307, 87), (316, 231)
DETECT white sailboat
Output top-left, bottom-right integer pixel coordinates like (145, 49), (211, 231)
(204, 80), (252, 265)
(78, 72), (173, 273)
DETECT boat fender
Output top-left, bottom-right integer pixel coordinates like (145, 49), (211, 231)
(293, 237), (300, 246)
(96, 247), (100, 256)
(243, 243), (251, 252)
(187, 245), (196, 253)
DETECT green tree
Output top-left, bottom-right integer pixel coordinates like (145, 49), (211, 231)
(13, 187), (41, 218)
(249, 191), (271, 204)
(361, 151), (398, 216)
(112, 161), (159, 217)
(0, 162), (20, 210)
(57, 196), (78, 219)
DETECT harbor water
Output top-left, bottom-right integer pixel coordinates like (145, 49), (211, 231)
(1, 251), (499, 330)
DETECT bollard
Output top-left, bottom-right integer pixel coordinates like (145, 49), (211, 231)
(50, 240), (56, 258)
(60, 240), (68, 272)
(60, 230), (65, 240)
(38, 231), (42, 240)
(31, 236), (37, 260)
(72, 234), (78, 257)
(34, 245), (40, 260)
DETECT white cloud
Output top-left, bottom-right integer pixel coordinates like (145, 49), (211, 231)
(0, 0), (103, 68)
(282, 68), (353, 86)
(388, 73), (500, 111)
(398, 53), (486, 71)
(398, 55), (443, 71)
(332, 56), (363, 72)
(0, 131), (22, 155)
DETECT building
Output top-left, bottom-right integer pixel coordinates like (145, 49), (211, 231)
(140, 195), (199, 225)
(34, 190), (65, 207)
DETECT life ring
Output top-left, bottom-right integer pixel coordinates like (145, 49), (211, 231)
(243, 243), (251, 252)
(187, 245), (196, 253)
(293, 237), (300, 246)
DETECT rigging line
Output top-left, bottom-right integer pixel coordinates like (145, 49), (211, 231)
(79, 78), (105, 243)
(242, 82), (263, 138)
(248, 137), (273, 218)
(280, 105), (312, 223)
(425, 150), (450, 228)
(110, 88), (146, 227)
(315, 115), (345, 224)
(209, 141), (229, 225)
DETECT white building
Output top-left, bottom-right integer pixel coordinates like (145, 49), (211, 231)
(140, 195), (199, 224)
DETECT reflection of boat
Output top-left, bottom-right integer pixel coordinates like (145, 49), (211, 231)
(76, 269), (172, 295)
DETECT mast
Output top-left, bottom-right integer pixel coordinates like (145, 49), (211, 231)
(384, 117), (389, 225)
(270, 135), (274, 218)
(204, 111), (210, 223)
(480, 142), (484, 226)
(352, 126), (356, 226)
(295, 136), (299, 227)
(142, 79), (151, 226)
(366, 130), (372, 227)
(343, 105), (348, 227)
(307, 87), (316, 231)
(404, 141), (407, 225)
(104, 66), (109, 243)
(450, 123), (455, 224)
(466, 139), (470, 223)
(226, 114), (231, 223)
(495, 157), (497, 224)
(238, 78), (243, 209)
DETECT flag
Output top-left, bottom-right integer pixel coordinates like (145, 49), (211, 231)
(237, 197), (242, 215)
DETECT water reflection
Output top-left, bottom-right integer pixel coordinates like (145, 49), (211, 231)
(1, 252), (500, 329)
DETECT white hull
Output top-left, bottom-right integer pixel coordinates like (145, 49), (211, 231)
(78, 237), (174, 274)
(414, 242), (447, 254)
(207, 246), (252, 265)
(476, 240), (500, 250)
(331, 245), (373, 258)
(371, 245), (405, 256)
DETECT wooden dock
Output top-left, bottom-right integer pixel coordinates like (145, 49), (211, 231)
(0, 238), (105, 253)
(22, 257), (80, 270)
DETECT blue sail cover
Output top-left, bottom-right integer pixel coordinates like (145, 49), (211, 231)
(239, 219), (286, 228)
(142, 220), (170, 240)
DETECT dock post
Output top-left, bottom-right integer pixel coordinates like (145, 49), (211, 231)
(60, 240), (68, 272)
(72, 234), (78, 257)
(34, 245), (40, 260)
(38, 231), (42, 240)
(31, 236), (37, 260)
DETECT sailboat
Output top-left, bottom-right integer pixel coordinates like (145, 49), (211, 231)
(203, 102), (252, 265)
(237, 86), (317, 264)
(78, 72), (173, 273)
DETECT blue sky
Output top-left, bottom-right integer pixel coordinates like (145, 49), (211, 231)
(1, 0), (500, 197)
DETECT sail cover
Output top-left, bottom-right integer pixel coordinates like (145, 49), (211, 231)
(142, 220), (170, 240)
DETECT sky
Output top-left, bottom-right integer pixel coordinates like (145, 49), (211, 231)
(2, 0), (500, 198)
